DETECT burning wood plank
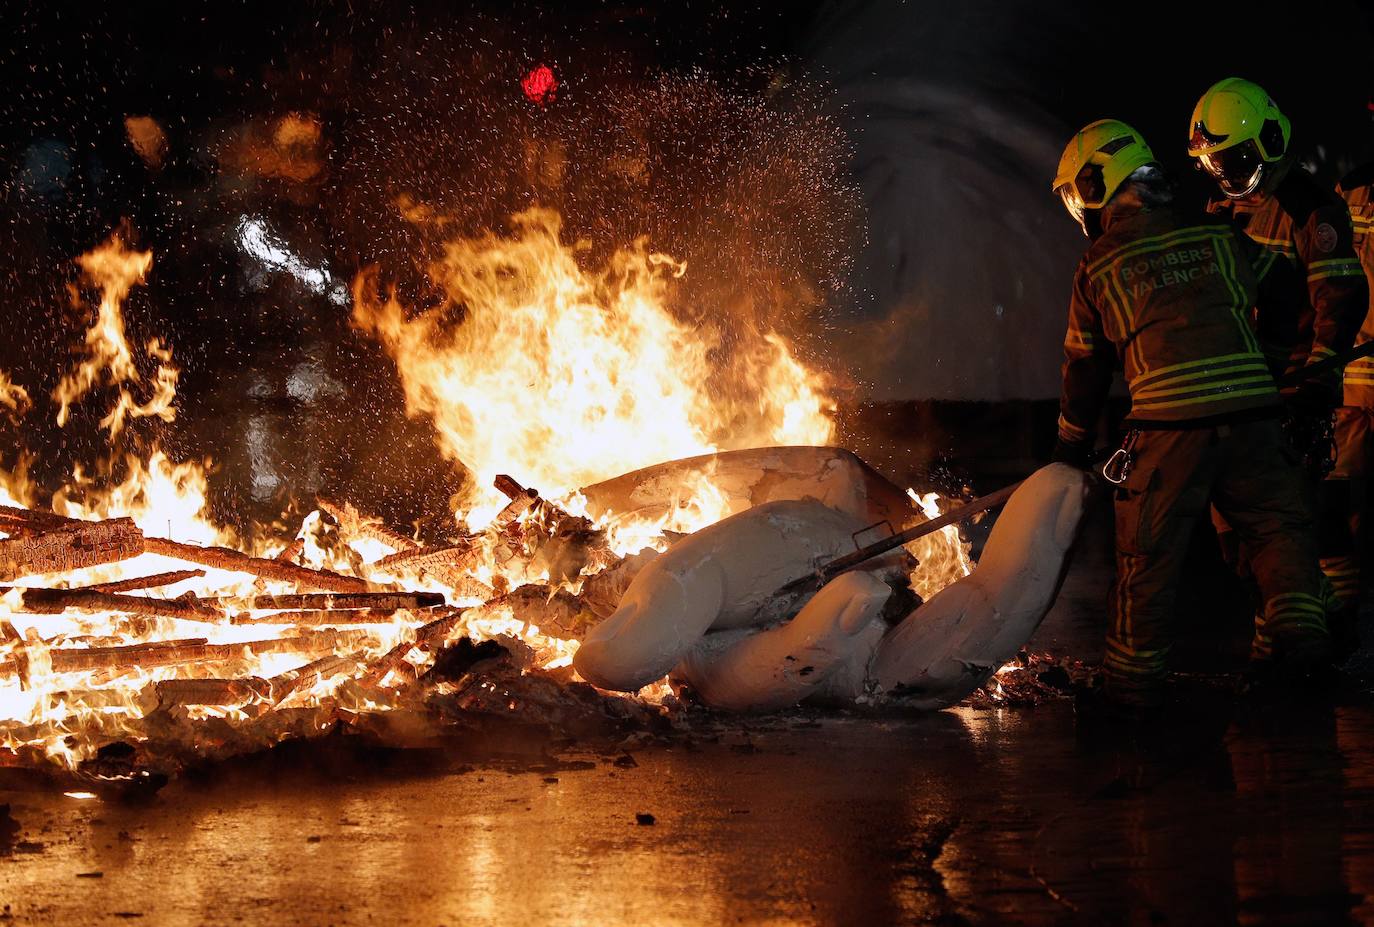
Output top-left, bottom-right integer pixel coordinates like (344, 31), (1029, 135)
(492, 474), (540, 527)
(12, 586), (221, 621)
(142, 537), (372, 593)
(229, 607), (441, 626)
(152, 677), (273, 708)
(0, 505), (370, 593)
(358, 609), (466, 688)
(370, 542), (475, 574)
(205, 591), (445, 611)
(269, 650), (369, 705)
(481, 584), (588, 639)
(81, 569), (206, 593)
(318, 499), (419, 552)
(6, 629), (367, 675)
(494, 473), (575, 526)
(434, 572), (497, 601)
(274, 537), (305, 564)
(367, 544), (495, 599)
(0, 518), (144, 582)
(0, 504), (70, 531)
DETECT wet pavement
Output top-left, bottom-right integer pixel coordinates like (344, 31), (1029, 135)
(5, 512), (1374, 926)
(4, 700), (1374, 926)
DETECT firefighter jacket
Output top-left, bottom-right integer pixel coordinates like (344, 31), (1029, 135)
(1057, 202), (1284, 452)
(1207, 167), (1367, 393)
(1338, 161), (1374, 407)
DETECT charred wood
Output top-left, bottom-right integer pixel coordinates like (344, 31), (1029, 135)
(0, 506), (370, 593)
(152, 677), (273, 708)
(479, 584), (588, 639)
(493, 488), (539, 528)
(577, 549), (659, 619)
(274, 537), (305, 564)
(13, 587), (221, 622)
(229, 607), (443, 626)
(142, 537), (371, 592)
(81, 570), (206, 594)
(0, 518), (144, 582)
(0, 504), (71, 531)
(493, 474), (526, 501)
(367, 545), (495, 599)
(8, 629), (367, 675)
(269, 650), (369, 705)
(370, 542), (476, 574)
(206, 591), (445, 611)
(318, 499), (420, 553)
(219, 596), (442, 615)
(358, 609), (465, 688)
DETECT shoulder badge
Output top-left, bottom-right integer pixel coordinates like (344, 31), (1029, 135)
(1315, 222), (1338, 253)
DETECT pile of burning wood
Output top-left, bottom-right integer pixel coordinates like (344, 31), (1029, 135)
(0, 469), (687, 796)
(1, 225), (1087, 798)
(0, 442), (1096, 798)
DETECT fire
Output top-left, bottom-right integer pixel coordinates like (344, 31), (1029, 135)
(0, 371), (30, 422)
(906, 489), (976, 600)
(52, 235), (177, 437)
(0, 219), (976, 778)
(354, 207), (835, 524)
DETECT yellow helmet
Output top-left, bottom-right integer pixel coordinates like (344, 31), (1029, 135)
(1187, 78), (1291, 198)
(1053, 119), (1156, 236)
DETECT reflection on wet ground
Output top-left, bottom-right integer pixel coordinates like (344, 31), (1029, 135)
(4, 517), (1374, 926)
(4, 698), (1374, 926)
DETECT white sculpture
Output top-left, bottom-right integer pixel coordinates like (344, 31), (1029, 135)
(676, 571), (893, 711)
(573, 498), (894, 691)
(574, 463), (1090, 711)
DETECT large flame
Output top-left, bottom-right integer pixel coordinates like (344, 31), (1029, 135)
(1, 221), (977, 774)
(354, 207), (835, 521)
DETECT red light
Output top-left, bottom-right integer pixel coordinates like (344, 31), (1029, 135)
(521, 65), (558, 107)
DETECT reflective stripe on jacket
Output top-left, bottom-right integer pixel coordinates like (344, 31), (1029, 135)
(1208, 168), (1367, 395)
(1338, 162), (1374, 406)
(1058, 204), (1281, 447)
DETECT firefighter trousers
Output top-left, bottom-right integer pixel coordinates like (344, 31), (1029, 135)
(1106, 419), (1326, 703)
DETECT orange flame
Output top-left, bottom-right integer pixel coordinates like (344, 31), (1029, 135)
(354, 207), (835, 523)
(0, 222), (980, 773)
(0, 371), (30, 422)
(53, 235), (177, 436)
(906, 489), (976, 600)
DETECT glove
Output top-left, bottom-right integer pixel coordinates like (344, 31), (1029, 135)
(1051, 439), (1092, 469)
(1286, 379), (1338, 421)
(1283, 382), (1336, 473)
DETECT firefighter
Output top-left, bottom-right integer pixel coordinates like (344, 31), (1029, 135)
(1051, 119), (1330, 708)
(1334, 132), (1374, 605)
(1186, 78), (1368, 656)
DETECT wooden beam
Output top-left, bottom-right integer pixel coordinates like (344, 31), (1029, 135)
(0, 518), (144, 582)
(13, 586), (221, 622)
(142, 537), (372, 593)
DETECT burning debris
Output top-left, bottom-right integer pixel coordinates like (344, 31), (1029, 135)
(0, 218), (1004, 797)
(0, 453), (1079, 796)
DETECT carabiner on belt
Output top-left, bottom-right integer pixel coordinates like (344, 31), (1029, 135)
(1102, 429), (1141, 486)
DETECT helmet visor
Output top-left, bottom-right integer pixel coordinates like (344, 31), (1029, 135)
(1198, 139), (1264, 198)
(1057, 182), (1088, 235)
